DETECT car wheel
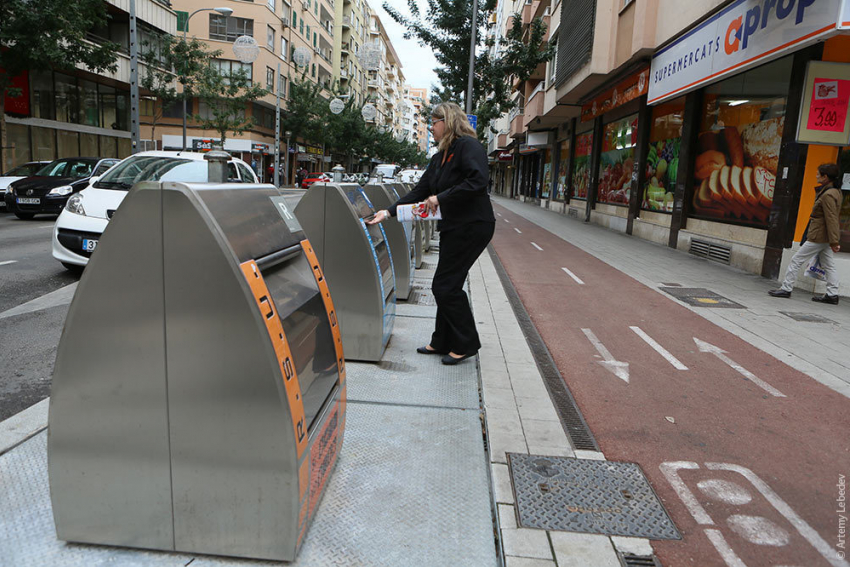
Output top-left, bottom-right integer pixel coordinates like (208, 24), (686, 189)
(61, 262), (84, 274)
(15, 212), (35, 220)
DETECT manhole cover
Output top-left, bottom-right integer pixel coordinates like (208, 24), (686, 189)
(779, 311), (837, 324)
(660, 287), (745, 309)
(508, 454), (680, 540)
(409, 289), (436, 306)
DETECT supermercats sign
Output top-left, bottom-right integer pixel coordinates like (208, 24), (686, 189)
(649, 0), (846, 105)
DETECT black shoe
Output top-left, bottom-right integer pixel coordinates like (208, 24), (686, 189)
(417, 345), (444, 355)
(441, 352), (477, 365)
(768, 289), (791, 298)
(812, 294), (839, 304)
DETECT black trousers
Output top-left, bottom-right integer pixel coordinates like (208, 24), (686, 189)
(430, 221), (495, 354)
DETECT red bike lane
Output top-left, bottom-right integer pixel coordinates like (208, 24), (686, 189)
(490, 205), (850, 567)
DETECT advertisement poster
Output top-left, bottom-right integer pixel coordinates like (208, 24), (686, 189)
(572, 132), (593, 199)
(542, 150), (552, 199)
(597, 115), (638, 205)
(692, 97), (784, 227)
(797, 61), (850, 145)
(643, 100), (684, 213)
(556, 142), (570, 200)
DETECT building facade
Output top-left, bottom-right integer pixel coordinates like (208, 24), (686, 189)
(492, 0), (850, 294)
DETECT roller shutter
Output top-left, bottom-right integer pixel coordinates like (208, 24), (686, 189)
(555, 0), (596, 87)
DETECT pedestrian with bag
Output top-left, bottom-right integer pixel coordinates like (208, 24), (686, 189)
(368, 102), (496, 365)
(769, 163), (842, 304)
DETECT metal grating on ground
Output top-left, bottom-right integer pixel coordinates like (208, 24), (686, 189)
(488, 247), (599, 451)
(619, 552), (662, 567)
(689, 239), (732, 265)
(420, 262), (437, 270)
(345, 316), (480, 410)
(780, 311), (837, 324)
(660, 287), (745, 309)
(408, 288), (436, 306)
(0, 404), (497, 567)
(508, 454), (680, 540)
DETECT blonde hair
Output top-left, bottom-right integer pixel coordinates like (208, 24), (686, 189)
(432, 102), (476, 153)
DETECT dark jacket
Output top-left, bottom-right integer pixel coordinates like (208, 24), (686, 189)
(807, 182), (842, 245)
(388, 136), (495, 231)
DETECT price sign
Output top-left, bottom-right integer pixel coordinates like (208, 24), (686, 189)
(797, 61), (850, 146)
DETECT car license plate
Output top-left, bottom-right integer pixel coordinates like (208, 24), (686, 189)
(17, 197), (40, 205)
(82, 239), (98, 252)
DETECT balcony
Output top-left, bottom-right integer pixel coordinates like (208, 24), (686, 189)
(521, 1), (533, 25)
(340, 69), (349, 80)
(523, 84), (545, 128)
(342, 16), (352, 28)
(341, 41), (350, 53)
(386, 65), (396, 78)
(368, 78), (380, 88)
(510, 112), (525, 139)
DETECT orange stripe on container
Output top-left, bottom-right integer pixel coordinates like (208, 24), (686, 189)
(239, 260), (308, 459)
(300, 240), (346, 383)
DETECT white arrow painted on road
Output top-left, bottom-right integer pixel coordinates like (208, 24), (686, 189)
(582, 328), (629, 383)
(694, 338), (785, 397)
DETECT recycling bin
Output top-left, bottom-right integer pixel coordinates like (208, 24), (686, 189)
(291, 183), (395, 362)
(49, 181), (346, 562)
(363, 183), (415, 300)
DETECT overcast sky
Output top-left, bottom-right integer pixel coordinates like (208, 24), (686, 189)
(370, 0), (441, 94)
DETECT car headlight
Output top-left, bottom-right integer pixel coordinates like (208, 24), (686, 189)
(48, 185), (74, 196)
(65, 193), (86, 216)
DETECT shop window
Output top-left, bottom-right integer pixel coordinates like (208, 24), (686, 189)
(572, 130), (593, 200)
(643, 97), (685, 213)
(100, 85), (117, 129)
(115, 91), (130, 131)
(57, 130), (79, 158)
(598, 114), (637, 206)
(55, 73), (80, 124)
(32, 127), (56, 162)
(4, 123), (31, 172)
(832, 148), (850, 252)
(30, 71), (54, 121)
(541, 149), (552, 199)
(692, 56), (791, 228)
(80, 80), (99, 127)
(555, 139), (570, 201)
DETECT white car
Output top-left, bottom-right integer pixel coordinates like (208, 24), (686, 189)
(53, 151), (259, 271)
(398, 168), (424, 184)
(0, 161), (51, 209)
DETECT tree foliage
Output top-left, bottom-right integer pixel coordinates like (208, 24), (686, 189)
(193, 66), (268, 146)
(0, 0), (119, 171)
(382, 0), (555, 137)
(140, 36), (220, 149)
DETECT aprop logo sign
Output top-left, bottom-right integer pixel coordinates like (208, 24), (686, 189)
(649, 0), (842, 105)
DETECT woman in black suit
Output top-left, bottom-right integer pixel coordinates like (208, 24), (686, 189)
(368, 102), (496, 365)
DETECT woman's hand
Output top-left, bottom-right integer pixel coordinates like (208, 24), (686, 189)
(424, 195), (439, 215)
(367, 209), (389, 224)
(832, 244), (841, 253)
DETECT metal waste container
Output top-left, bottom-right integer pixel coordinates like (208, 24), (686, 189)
(363, 183), (415, 300)
(49, 182), (346, 561)
(291, 183), (395, 361)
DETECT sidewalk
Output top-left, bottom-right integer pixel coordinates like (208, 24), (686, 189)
(491, 196), (850, 399)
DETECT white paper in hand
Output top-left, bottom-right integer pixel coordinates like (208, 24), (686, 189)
(396, 202), (442, 222)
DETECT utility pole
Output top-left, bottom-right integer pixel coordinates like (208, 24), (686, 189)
(129, 0), (140, 153)
(274, 62), (281, 187)
(466, 0), (479, 114)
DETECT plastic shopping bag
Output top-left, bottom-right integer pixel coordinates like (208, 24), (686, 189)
(805, 255), (827, 281)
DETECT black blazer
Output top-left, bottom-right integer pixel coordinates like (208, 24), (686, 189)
(388, 136), (495, 232)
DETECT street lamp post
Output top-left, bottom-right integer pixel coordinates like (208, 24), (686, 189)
(285, 131), (292, 187)
(182, 7), (233, 152)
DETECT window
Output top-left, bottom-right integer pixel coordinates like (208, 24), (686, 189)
(642, 97), (685, 213)
(313, 32), (317, 48)
(279, 74), (287, 97)
(597, 114), (638, 206)
(292, 11), (297, 28)
(209, 14), (254, 42)
(210, 58), (253, 81)
(237, 162), (256, 183)
(267, 0), (276, 10)
(267, 67), (275, 91)
(572, 131), (593, 200)
(281, 37), (288, 60)
(306, 24), (310, 40)
(267, 25), (275, 51)
(300, 19), (304, 34)
(314, 1), (318, 15)
(311, 63), (316, 78)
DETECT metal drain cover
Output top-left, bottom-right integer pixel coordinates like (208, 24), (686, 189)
(420, 262), (437, 270)
(508, 454), (680, 540)
(660, 287), (745, 309)
(409, 289), (436, 306)
(780, 311), (837, 324)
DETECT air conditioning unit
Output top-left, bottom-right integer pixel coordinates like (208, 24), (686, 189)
(302, 1), (309, 10)
(280, 16), (290, 27)
(543, 7), (550, 16)
(313, 46), (320, 54)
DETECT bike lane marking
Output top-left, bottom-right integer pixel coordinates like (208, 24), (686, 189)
(631, 326), (688, 370)
(561, 267), (585, 285)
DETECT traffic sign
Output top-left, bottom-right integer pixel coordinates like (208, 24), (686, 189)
(467, 114), (477, 130)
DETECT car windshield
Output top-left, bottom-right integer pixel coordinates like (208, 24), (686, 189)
(36, 159), (96, 178)
(6, 163), (43, 177)
(95, 156), (212, 190)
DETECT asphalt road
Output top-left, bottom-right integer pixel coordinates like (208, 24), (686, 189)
(0, 212), (79, 421)
(491, 204), (849, 567)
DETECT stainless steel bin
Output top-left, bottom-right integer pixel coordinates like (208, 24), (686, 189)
(49, 182), (346, 562)
(292, 183), (395, 362)
(363, 183), (415, 300)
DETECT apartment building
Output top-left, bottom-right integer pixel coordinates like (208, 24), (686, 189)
(333, 0), (371, 106)
(496, 0), (850, 290)
(2, 0), (177, 172)
(366, 15), (407, 139)
(404, 86), (430, 153)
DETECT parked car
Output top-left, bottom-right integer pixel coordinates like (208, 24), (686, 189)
(369, 163), (399, 183)
(4, 157), (120, 219)
(301, 172), (330, 189)
(398, 168), (424, 184)
(52, 151), (259, 271)
(0, 161), (51, 210)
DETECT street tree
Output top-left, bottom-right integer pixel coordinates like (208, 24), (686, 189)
(0, 0), (118, 173)
(382, 0), (554, 137)
(193, 65), (268, 147)
(140, 36), (220, 150)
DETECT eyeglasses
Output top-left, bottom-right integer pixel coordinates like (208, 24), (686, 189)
(430, 118), (444, 128)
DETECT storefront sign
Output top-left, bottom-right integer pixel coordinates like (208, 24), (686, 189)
(1, 69), (29, 116)
(582, 67), (648, 121)
(797, 60), (850, 145)
(192, 139), (219, 152)
(518, 144), (539, 155)
(252, 143), (269, 154)
(497, 152), (514, 162)
(649, 0), (843, 105)
(305, 145), (323, 156)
